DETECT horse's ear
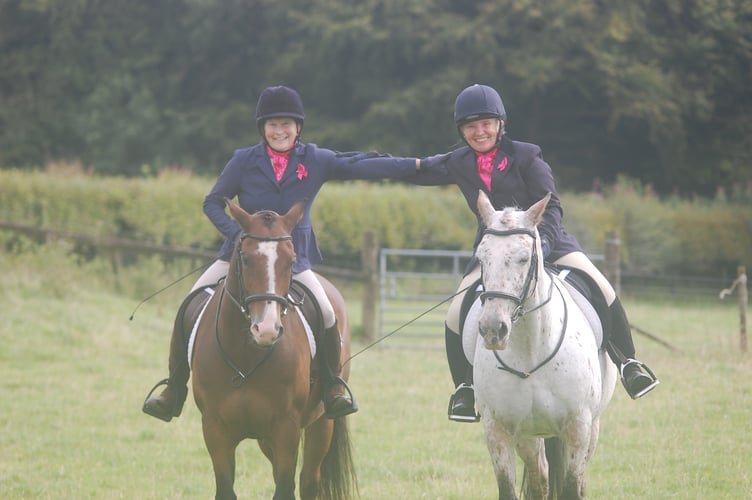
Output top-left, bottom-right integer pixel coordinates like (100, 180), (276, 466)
(527, 192), (552, 226)
(477, 190), (497, 226)
(282, 199), (306, 229)
(225, 198), (252, 224)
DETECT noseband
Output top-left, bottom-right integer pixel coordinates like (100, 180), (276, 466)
(478, 227), (552, 321)
(226, 231), (293, 321)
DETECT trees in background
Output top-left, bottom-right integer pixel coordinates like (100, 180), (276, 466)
(1, 0), (750, 196)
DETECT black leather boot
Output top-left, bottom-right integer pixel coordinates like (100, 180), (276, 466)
(445, 325), (479, 422)
(319, 322), (358, 419)
(607, 298), (659, 399)
(142, 290), (205, 422)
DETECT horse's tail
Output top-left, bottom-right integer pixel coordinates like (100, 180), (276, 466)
(522, 438), (566, 499)
(319, 416), (358, 500)
(544, 437), (565, 500)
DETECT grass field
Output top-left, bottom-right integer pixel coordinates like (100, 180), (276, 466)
(1, 246), (751, 499)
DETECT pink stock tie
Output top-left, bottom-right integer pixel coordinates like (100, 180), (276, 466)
(266, 146), (290, 182)
(476, 148), (499, 191)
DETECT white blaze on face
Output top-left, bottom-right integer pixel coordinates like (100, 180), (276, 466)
(252, 240), (281, 344)
(257, 241), (279, 291)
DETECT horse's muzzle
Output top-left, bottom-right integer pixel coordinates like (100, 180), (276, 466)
(249, 321), (283, 347)
(479, 317), (510, 350)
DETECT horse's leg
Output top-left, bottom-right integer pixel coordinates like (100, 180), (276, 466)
(299, 416), (333, 500)
(559, 417), (592, 500)
(482, 418), (519, 500)
(201, 416), (238, 500)
(516, 437), (548, 500)
(586, 417), (601, 463)
(266, 419), (303, 500)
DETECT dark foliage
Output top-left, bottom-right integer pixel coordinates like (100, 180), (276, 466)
(1, 0), (750, 195)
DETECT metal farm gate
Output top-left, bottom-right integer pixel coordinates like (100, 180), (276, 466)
(378, 248), (473, 349)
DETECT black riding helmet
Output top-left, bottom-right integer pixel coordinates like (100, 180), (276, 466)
(454, 84), (506, 144)
(255, 86), (305, 141)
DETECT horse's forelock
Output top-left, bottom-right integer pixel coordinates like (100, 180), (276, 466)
(253, 210), (281, 231)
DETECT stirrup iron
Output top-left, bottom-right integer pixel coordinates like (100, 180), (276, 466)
(620, 359), (659, 399)
(447, 383), (480, 423)
(324, 376), (359, 419)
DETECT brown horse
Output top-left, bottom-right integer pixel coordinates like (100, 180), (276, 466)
(190, 200), (357, 500)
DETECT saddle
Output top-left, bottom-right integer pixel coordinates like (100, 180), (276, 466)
(289, 280), (326, 335)
(458, 264), (612, 352)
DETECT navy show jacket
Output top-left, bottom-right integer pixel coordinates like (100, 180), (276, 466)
(204, 142), (418, 273)
(409, 135), (582, 262)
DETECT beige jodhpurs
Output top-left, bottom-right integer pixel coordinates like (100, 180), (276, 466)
(445, 251), (616, 334)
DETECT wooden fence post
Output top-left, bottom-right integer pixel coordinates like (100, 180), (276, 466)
(719, 265), (748, 353)
(361, 230), (378, 342)
(737, 266), (747, 353)
(605, 230), (621, 296)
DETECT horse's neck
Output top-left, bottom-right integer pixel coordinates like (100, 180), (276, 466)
(219, 257), (246, 322)
(513, 263), (558, 349)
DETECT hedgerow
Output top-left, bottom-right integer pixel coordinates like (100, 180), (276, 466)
(1, 167), (749, 277)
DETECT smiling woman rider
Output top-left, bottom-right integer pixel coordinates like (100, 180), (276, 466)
(142, 85), (445, 423)
(411, 84), (660, 422)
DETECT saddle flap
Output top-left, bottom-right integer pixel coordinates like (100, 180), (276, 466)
(559, 278), (604, 349)
(289, 281), (324, 333)
(555, 266), (610, 349)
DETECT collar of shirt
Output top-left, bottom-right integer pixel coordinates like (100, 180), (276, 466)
(266, 145), (291, 182)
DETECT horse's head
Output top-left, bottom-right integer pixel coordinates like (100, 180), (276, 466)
(474, 190), (551, 350)
(225, 199), (305, 347)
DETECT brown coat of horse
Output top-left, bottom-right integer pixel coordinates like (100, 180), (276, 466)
(190, 200), (356, 500)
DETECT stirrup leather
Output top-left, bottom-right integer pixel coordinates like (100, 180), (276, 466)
(620, 359), (660, 399)
(448, 383), (480, 423)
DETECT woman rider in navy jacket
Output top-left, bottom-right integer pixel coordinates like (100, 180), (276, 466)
(143, 86), (435, 422)
(416, 84), (659, 422)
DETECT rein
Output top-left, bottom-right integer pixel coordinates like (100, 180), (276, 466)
(478, 226), (566, 378)
(214, 230), (294, 386)
(493, 279), (568, 378)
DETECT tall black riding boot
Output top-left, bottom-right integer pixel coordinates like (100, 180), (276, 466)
(142, 292), (199, 422)
(607, 298), (659, 399)
(319, 321), (358, 419)
(445, 325), (479, 422)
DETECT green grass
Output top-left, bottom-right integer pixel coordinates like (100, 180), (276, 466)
(1, 246), (751, 499)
